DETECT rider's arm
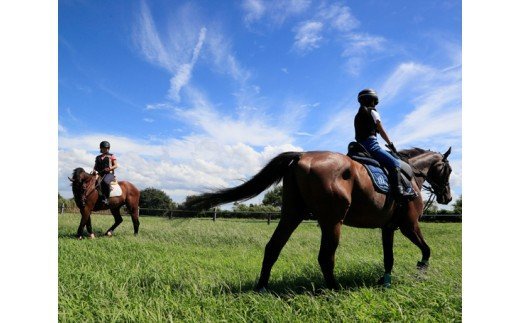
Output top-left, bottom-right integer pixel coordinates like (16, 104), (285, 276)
(370, 110), (393, 146)
(109, 156), (118, 172)
(376, 121), (392, 146)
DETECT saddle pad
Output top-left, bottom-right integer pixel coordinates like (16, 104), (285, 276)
(110, 182), (123, 197)
(365, 164), (390, 193)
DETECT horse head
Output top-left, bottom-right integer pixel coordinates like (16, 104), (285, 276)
(70, 168), (94, 207)
(426, 147), (453, 205)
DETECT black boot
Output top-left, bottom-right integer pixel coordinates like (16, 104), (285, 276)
(392, 168), (417, 201)
(101, 185), (110, 205)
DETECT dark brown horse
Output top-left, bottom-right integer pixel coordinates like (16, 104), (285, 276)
(185, 147), (453, 290)
(69, 168), (140, 239)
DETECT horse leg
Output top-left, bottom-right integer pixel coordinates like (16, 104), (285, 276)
(255, 215), (303, 291)
(76, 208), (90, 239)
(106, 208), (123, 236)
(378, 227), (395, 287)
(86, 217), (95, 239)
(128, 205), (140, 235)
(317, 222), (342, 290)
(400, 223), (431, 269)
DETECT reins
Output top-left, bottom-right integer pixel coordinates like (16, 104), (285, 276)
(411, 155), (450, 213)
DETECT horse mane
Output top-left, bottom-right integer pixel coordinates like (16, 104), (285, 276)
(72, 167), (86, 181)
(398, 147), (431, 159)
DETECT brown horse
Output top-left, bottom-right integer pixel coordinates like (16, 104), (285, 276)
(69, 168), (141, 239)
(185, 147), (453, 290)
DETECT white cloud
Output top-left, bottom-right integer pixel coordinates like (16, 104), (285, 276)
(168, 27), (207, 101)
(242, 0), (311, 26)
(342, 33), (386, 55)
(145, 102), (175, 110)
(58, 134), (302, 205)
(379, 62), (434, 102)
(175, 87), (294, 147)
(317, 2), (359, 32)
(242, 0), (266, 24)
(293, 21), (323, 52)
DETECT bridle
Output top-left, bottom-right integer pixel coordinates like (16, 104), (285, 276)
(72, 173), (97, 207)
(414, 157), (451, 212)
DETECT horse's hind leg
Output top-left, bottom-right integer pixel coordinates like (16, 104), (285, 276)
(317, 222), (342, 290)
(256, 214), (303, 291)
(106, 208), (123, 236)
(400, 223), (431, 269)
(255, 174), (304, 291)
(126, 204), (140, 235)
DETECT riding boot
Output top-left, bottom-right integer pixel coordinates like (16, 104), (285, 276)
(101, 185), (110, 205)
(392, 168), (417, 201)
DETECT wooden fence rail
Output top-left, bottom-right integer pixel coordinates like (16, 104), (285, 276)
(59, 204), (461, 224)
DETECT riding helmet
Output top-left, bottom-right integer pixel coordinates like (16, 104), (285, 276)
(100, 141), (111, 149)
(357, 88), (379, 106)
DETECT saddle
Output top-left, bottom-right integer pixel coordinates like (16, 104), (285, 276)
(95, 175), (123, 198)
(347, 142), (414, 194)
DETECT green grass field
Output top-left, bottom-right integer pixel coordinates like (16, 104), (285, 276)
(58, 214), (461, 322)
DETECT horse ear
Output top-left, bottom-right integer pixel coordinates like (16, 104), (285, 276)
(443, 147), (452, 161)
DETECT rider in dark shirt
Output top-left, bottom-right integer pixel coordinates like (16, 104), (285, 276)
(93, 141), (118, 205)
(354, 89), (416, 200)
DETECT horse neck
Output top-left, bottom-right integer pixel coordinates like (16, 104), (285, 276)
(409, 151), (442, 189)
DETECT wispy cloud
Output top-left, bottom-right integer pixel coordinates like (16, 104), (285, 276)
(168, 27), (206, 101)
(317, 2), (359, 32)
(379, 62), (434, 102)
(290, 1), (386, 71)
(242, 0), (266, 24)
(293, 21), (323, 52)
(176, 87), (294, 147)
(145, 102), (176, 110)
(242, 0), (311, 26)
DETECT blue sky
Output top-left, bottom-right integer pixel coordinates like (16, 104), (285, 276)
(58, 0), (461, 207)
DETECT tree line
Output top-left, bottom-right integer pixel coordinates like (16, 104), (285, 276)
(59, 186), (461, 216)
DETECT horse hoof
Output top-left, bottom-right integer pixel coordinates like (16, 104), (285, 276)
(89, 233), (96, 239)
(377, 273), (392, 288)
(77, 236), (83, 240)
(106, 231), (113, 237)
(254, 286), (267, 293)
(417, 261), (429, 270)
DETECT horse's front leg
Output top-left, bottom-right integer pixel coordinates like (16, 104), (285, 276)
(76, 208), (91, 239)
(86, 216), (95, 239)
(378, 227), (395, 287)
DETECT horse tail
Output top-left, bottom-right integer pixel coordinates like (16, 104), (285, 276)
(185, 152), (302, 210)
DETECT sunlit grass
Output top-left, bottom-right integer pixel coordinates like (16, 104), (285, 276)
(59, 214), (461, 322)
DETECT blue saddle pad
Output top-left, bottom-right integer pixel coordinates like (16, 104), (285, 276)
(365, 164), (390, 193)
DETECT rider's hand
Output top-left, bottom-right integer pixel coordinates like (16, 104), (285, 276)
(104, 167), (111, 173)
(387, 142), (397, 153)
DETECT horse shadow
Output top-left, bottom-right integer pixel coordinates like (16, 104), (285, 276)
(211, 263), (384, 297)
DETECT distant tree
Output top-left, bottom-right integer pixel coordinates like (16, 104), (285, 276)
(139, 188), (177, 211)
(232, 202), (279, 213)
(423, 200), (439, 214)
(58, 193), (76, 209)
(262, 186), (282, 209)
(452, 196), (462, 214)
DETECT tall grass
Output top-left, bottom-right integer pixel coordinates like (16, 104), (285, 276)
(59, 214), (461, 322)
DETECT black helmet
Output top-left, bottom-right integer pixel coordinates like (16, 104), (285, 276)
(357, 88), (379, 106)
(99, 141), (110, 149)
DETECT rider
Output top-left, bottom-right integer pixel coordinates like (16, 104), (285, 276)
(93, 141), (118, 205)
(354, 88), (416, 200)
